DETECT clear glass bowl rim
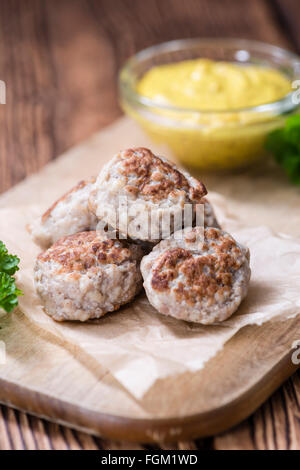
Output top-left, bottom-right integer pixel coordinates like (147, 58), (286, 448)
(119, 37), (300, 115)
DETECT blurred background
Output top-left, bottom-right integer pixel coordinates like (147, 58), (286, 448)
(0, 0), (299, 451)
(0, 0), (299, 192)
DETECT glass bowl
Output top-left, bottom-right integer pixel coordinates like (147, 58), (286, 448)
(119, 38), (300, 171)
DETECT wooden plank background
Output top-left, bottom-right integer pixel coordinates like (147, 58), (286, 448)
(0, 0), (299, 450)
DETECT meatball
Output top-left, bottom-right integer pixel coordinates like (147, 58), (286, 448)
(141, 227), (250, 324)
(29, 179), (98, 249)
(89, 148), (207, 243)
(34, 231), (143, 321)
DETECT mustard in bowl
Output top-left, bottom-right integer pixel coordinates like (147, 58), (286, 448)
(119, 39), (300, 171)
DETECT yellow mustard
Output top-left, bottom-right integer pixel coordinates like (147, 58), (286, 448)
(131, 59), (292, 170)
(137, 59), (291, 111)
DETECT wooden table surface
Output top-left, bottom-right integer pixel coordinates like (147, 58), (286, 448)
(0, 0), (299, 450)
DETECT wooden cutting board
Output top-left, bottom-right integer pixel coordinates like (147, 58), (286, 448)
(0, 117), (300, 443)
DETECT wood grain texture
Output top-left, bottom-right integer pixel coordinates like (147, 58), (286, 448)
(274, 0), (300, 51)
(0, 0), (299, 451)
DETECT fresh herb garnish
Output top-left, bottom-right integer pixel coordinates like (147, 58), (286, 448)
(266, 115), (300, 185)
(0, 241), (22, 313)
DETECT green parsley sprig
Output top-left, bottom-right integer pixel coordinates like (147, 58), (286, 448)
(0, 241), (22, 313)
(266, 115), (300, 185)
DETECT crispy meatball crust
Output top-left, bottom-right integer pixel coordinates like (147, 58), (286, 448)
(89, 148), (207, 243)
(34, 231), (143, 322)
(141, 227), (250, 324)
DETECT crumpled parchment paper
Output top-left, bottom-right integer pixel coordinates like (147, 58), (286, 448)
(1, 118), (300, 399)
(1, 205), (300, 399)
